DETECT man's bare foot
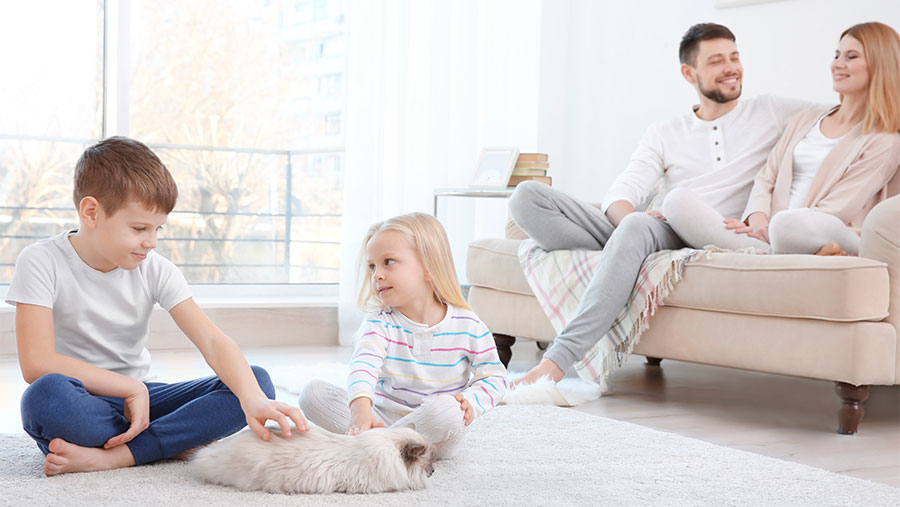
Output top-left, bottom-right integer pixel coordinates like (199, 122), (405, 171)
(44, 438), (135, 476)
(816, 242), (848, 256)
(510, 359), (565, 387)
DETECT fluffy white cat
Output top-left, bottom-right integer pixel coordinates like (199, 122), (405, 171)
(191, 426), (435, 494)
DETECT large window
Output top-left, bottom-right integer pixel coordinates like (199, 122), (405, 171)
(0, 0), (345, 286)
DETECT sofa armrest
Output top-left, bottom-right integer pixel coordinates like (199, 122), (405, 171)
(505, 217), (529, 240)
(860, 194), (900, 300)
(860, 195), (900, 380)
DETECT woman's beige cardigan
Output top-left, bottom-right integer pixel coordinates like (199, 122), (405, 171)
(742, 106), (900, 234)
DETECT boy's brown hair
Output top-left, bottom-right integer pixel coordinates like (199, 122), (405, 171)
(73, 136), (178, 215)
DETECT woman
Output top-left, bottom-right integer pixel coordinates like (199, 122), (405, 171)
(663, 21), (900, 255)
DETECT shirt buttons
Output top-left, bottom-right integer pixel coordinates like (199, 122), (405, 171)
(715, 141), (719, 145)
(713, 126), (718, 130)
(717, 157), (721, 161)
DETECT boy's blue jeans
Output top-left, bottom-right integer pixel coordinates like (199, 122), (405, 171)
(20, 365), (275, 465)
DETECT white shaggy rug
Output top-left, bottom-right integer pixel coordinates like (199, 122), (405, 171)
(1, 406), (897, 506)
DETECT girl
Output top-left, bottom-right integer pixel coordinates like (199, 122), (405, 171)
(662, 22), (900, 255)
(300, 212), (507, 459)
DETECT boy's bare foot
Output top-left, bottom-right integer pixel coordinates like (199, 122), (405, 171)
(510, 359), (565, 387)
(44, 438), (136, 476)
(816, 242), (848, 256)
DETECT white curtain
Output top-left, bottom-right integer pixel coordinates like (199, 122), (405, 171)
(338, 0), (543, 344)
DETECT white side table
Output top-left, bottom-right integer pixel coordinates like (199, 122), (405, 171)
(432, 187), (514, 288)
(432, 187), (514, 217)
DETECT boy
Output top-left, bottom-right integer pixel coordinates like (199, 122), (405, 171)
(6, 136), (307, 476)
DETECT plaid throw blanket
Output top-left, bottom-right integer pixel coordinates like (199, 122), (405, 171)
(518, 239), (703, 388)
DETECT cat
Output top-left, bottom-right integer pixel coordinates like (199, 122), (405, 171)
(191, 425), (435, 494)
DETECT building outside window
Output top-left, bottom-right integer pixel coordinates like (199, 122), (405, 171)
(0, 0), (346, 287)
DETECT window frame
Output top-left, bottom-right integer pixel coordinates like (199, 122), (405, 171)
(0, 0), (346, 299)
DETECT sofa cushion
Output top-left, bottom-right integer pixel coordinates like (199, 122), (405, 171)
(468, 286), (557, 342)
(467, 239), (890, 323)
(467, 238), (533, 296)
(666, 252), (889, 322)
(636, 307), (897, 385)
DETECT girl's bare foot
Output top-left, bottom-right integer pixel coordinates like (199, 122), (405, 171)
(44, 438), (135, 476)
(510, 359), (565, 387)
(816, 242), (848, 256)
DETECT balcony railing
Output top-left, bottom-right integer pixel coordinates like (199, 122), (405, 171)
(0, 134), (343, 285)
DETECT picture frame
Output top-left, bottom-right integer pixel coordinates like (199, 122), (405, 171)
(469, 147), (519, 188)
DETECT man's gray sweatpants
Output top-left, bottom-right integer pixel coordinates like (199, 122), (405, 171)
(508, 181), (685, 372)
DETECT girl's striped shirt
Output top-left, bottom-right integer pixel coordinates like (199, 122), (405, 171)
(348, 304), (507, 419)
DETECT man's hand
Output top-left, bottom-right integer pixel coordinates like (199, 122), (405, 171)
(646, 210), (666, 221)
(347, 397), (384, 435)
(453, 393), (474, 426)
(104, 379), (150, 449)
(243, 396), (309, 441)
(605, 200), (635, 227)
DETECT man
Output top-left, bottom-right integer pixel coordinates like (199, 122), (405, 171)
(509, 23), (810, 385)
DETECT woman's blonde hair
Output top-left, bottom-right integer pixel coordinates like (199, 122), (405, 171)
(356, 212), (470, 312)
(840, 22), (900, 133)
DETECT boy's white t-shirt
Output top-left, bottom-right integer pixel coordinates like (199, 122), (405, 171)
(5, 230), (192, 381)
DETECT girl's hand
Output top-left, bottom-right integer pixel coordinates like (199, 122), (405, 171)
(243, 397), (309, 441)
(453, 393), (474, 426)
(104, 379), (150, 449)
(348, 397), (384, 435)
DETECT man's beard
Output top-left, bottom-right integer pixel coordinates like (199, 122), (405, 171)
(697, 74), (742, 104)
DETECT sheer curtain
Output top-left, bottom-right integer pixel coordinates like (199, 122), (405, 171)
(339, 0), (543, 343)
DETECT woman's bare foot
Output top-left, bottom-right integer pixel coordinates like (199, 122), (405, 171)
(44, 438), (135, 476)
(510, 359), (565, 387)
(816, 242), (848, 256)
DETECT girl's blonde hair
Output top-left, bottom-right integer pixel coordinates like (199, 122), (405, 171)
(356, 212), (470, 312)
(840, 22), (900, 133)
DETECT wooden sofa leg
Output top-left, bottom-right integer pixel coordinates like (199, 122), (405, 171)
(645, 356), (663, 366)
(835, 382), (870, 435)
(494, 334), (516, 368)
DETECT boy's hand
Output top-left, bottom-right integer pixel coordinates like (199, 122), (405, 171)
(243, 397), (309, 441)
(104, 380), (150, 449)
(348, 397), (384, 435)
(453, 393), (474, 426)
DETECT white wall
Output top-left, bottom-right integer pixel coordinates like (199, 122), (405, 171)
(446, 0), (543, 284)
(539, 0), (900, 202)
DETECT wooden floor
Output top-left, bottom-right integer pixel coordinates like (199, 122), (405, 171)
(1, 341), (898, 487)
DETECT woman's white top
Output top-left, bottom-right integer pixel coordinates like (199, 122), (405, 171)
(788, 114), (844, 209)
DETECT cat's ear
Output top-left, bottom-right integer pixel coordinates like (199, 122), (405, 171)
(401, 442), (427, 465)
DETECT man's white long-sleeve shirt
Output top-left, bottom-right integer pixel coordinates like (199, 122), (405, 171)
(601, 95), (812, 219)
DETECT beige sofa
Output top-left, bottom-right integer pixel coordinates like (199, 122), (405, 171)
(465, 193), (900, 435)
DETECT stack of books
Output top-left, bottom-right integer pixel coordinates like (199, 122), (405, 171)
(507, 153), (551, 187)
